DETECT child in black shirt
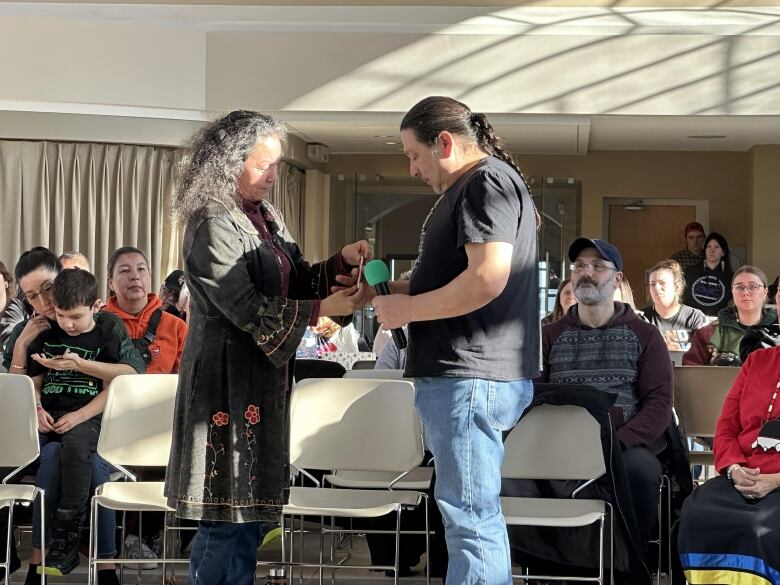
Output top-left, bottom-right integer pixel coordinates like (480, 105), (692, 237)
(26, 268), (145, 577)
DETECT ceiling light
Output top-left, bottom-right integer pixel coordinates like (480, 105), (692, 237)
(384, 141), (398, 145)
(373, 134), (395, 139)
(686, 135), (727, 140)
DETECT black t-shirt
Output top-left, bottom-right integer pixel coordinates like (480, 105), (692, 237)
(406, 156), (541, 381)
(683, 263), (733, 316)
(642, 304), (708, 351)
(27, 313), (136, 412)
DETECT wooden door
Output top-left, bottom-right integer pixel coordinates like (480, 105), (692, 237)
(609, 205), (697, 306)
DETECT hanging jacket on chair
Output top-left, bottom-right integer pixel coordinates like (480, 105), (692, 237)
(502, 383), (693, 585)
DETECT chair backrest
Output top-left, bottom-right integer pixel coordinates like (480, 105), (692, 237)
(343, 368), (405, 380)
(502, 403), (606, 481)
(350, 359), (378, 371)
(97, 374), (178, 468)
(0, 374), (39, 471)
(290, 377), (423, 473)
(674, 365), (740, 438)
(294, 358), (345, 382)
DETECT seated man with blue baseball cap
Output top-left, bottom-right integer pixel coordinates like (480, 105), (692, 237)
(539, 237), (673, 547)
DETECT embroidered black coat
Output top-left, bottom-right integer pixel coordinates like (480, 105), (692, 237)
(164, 199), (348, 523)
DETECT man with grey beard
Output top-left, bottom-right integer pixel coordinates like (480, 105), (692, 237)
(539, 238), (673, 551)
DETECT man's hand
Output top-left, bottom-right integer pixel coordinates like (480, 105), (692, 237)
(32, 349), (82, 372)
(372, 294), (414, 330)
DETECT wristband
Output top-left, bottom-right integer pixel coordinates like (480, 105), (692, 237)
(10, 363), (26, 370)
(727, 464), (740, 484)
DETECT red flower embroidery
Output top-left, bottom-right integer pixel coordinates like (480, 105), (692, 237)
(212, 412), (229, 426)
(244, 405), (260, 425)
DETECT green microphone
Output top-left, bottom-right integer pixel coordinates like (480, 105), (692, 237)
(364, 259), (407, 350)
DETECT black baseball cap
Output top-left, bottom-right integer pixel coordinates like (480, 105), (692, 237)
(163, 270), (185, 293)
(568, 238), (623, 272)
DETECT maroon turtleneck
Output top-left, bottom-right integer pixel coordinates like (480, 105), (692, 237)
(241, 198), (320, 324)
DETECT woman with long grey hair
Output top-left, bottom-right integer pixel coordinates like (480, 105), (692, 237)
(164, 110), (369, 585)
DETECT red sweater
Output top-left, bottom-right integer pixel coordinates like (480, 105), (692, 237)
(103, 294), (188, 374)
(714, 346), (780, 474)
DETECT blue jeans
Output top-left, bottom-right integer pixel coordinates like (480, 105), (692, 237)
(32, 443), (118, 558)
(188, 520), (269, 585)
(415, 377), (533, 585)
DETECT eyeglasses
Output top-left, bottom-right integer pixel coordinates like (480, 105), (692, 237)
(23, 281), (54, 303)
(570, 261), (616, 274)
(732, 283), (766, 294)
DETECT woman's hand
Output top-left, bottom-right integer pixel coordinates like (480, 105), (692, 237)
(17, 315), (51, 348)
(319, 284), (369, 317)
(53, 411), (85, 434)
(730, 464), (759, 488)
(37, 408), (55, 433)
(734, 469), (780, 500)
(340, 240), (372, 267)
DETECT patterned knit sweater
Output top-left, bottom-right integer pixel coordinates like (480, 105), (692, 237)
(540, 302), (673, 448)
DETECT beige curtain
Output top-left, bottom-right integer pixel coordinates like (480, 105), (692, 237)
(0, 140), (183, 298)
(268, 161), (306, 249)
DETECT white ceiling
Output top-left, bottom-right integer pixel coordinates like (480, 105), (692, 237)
(284, 111), (780, 154)
(2, 3), (780, 153)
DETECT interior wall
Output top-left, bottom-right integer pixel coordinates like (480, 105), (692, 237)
(749, 145), (780, 281)
(328, 149), (753, 263)
(0, 17), (206, 110)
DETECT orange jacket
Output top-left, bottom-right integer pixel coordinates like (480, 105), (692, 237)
(103, 294), (188, 374)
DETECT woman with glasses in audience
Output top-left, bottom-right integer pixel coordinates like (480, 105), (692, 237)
(678, 340), (780, 585)
(643, 259), (707, 351)
(684, 265), (777, 366)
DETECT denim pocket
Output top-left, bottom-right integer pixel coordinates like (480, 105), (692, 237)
(487, 380), (533, 432)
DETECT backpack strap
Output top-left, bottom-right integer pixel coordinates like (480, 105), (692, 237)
(132, 309), (163, 365)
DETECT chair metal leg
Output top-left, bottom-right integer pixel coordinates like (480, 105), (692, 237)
(656, 480), (663, 585)
(318, 516), (324, 585)
(329, 516), (335, 585)
(394, 507), (402, 585)
(598, 513), (605, 585)
(119, 511), (127, 584)
(4, 501), (13, 585)
(88, 497), (98, 585)
(666, 476), (673, 585)
(422, 494), (430, 585)
(161, 512), (169, 585)
(39, 489), (46, 585)
(609, 504), (615, 585)
(298, 516), (304, 584)
(137, 512), (143, 584)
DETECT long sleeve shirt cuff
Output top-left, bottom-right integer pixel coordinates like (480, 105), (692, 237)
(308, 300), (322, 326)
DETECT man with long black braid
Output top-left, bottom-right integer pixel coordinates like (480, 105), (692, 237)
(371, 96), (540, 585)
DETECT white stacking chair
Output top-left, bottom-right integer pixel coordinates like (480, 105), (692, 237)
(0, 374), (45, 584)
(342, 368), (405, 380)
(674, 365), (740, 473)
(501, 403), (613, 585)
(282, 377), (428, 585)
(87, 374), (179, 585)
